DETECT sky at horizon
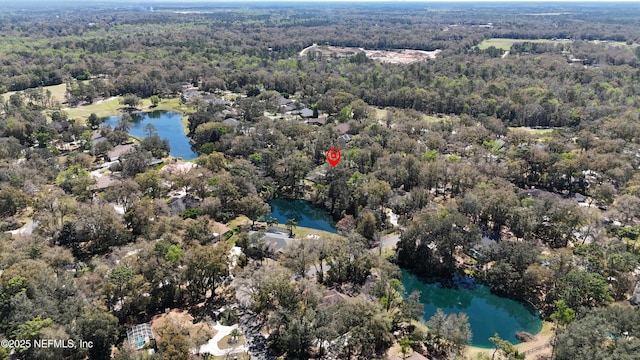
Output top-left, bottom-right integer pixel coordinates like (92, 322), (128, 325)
(6, 0), (640, 3)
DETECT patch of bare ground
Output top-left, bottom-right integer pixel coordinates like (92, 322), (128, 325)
(299, 44), (441, 64)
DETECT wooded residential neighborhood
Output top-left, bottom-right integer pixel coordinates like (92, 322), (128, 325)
(2, 1), (640, 360)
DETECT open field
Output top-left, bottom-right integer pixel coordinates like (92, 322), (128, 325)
(591, 39), (639, 50)
(2, 83), (68, 104)
(508, 126), (556, 135)
(477, 38), (565, 51)
(63, 97), (188, 127)
(63, 97), (122, 121)
(478, 38), (637, 52)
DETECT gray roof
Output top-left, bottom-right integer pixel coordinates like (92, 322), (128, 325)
(278, 97), (294, 106)
(222, 118), (240, 127)
(168, 194), (201, 215)
(299, 108), (314, 118)
(250, 230), (292, 253)
(519, 188), (563, 201)
(306, 117), (326, 125)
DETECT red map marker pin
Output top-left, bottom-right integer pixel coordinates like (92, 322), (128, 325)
(326, 148), (341, 167)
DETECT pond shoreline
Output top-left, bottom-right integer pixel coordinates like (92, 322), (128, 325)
(103, 109), (198, 160)
(402, 267), (542, 318)
(401, 269), (543, 348)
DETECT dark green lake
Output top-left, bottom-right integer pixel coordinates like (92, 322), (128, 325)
(103, 110), (197, 160)
(401, 270), (542, 348)
(267, 199), (337, 233)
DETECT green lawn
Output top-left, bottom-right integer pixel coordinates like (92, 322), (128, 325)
(64, 97), (123, 122)
(591, 40), (639, 51)
(64, 97), (188, 127)
(290, 225), (341, 240)
(508, 126), (556, 135)
(477, 38), (561, 51)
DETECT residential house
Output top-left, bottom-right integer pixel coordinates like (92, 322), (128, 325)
(249, 230), (292, 254)
(334, 123), (351, 134)
(338, 134), (352, 144)
(168, 194), (201, 215)
(88, 174), (114, 192)
(222, 118), (241, 128)
(278, 97), (294, 107)
(211, 221), (231, 242)
(50, 120), (71, 133)
(323, 289), (350, 306)
(519, 188), (563, 202)
(107, 144), (135, 162)
(306, 117), (326, 126)
(181, 90), (204, 103)
(298, 108), (315, 118)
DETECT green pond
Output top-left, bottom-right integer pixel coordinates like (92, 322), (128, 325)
(103, 110), (197, 160)
(264, 199), (540, 348)
(401, 270), (542, 348)
(267, 199), (337, 233)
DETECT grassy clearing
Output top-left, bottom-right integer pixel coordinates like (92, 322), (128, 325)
(375, 107), (448, 123)
(477, 38), (560, 51)
(228, 215), (251, 231)
(508, 126), (556, 135)
(591, 40), (639, 51)
(64, 98), (122, 122)
(424, 114), (448, 122)
(2, 83), (68, 103)
(217, 334), (247, 350)
(290, 225), (340, 240)
(64, 97), (188, 127)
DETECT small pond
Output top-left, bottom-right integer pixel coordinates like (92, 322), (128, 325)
(103, 110), (197, 160)
(401, 270), (542, 348)
(267, 199), (337, 233)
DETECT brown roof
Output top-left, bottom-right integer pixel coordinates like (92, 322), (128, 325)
(88, 175), (113, 190)
(212, 221), (231, 235)
(107, 144), (134, 161)
(323, 289), (350, 306)
(334, 123), (351, 134)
